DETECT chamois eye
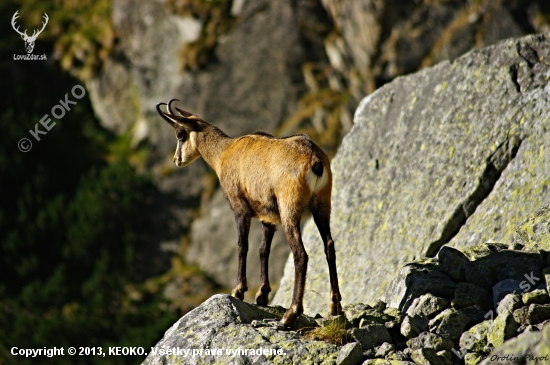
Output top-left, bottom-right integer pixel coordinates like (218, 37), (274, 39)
(175, 129), (188, 141)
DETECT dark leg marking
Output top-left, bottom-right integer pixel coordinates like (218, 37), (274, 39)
(281, 221), (308, 326)
(231, 207), (251, 300)
(312, 209), (342, 316)
(255, 222), (275, 306)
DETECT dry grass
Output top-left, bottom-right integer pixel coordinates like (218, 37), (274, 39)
(303, 317), (351, 346)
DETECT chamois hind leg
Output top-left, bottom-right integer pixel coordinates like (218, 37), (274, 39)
(231, 205), (251, 300)
(312, 203), (342, 316)
(255, 222), (275, 306)
(280, 217), (308, 326)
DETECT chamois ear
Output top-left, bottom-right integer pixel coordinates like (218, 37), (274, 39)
(175, 106), (194, 118)
(156, 99), (203, 131)
(168, 98), (204, 121)
(164, 112), (202, 132)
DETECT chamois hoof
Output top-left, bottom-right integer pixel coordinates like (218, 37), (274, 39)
(255, 291), (269, 306)
(329, 301), (342, 316)
(281, 307), (302, 327)
(231, 287), (246, 300)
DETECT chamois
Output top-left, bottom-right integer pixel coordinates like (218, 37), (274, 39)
(156, 99), (342, 326)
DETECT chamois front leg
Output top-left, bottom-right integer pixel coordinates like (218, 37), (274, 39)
(281, 220), (308, 326)
(255, 222), (275, 306)
(231, 206), (251, 300)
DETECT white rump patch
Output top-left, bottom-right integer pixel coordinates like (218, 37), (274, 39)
(306, 165), (328, 193)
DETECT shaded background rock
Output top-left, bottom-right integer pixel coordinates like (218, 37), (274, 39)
(273, 34), (550, 315)
(321, 0), (550, 95)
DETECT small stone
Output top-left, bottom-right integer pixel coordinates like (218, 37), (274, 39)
(411, 348), (444, 365)
(336, 342), (363, 365)
(487, 310), (518, 347)
(384, 307), (402, 318)
(493, 279), (522, 309)
(459, 320), (491, 352)
(385, 317), (403, 330)
(437, 246), (472, 282)
(513, 306), (530, 326)
(384, 308), (405, 333)
(406, 294), (450, 319)
(343, 303), (372, 327)
(363, 348), (376, 359)
(496, 293), (523, 315)
(460, 243), (507, 260)
(385, 350), (410, 361)
(400, 315), (429, 339)
(464, 352), (484, 365)
(362, 360), (415, 365)
(452, 282), (493, 310)
(351, 324), (393, 350)
(436, 350), (453, 365)
(429, 308), (470, 342)
(383, 265), (456, 313)
(374, 342), (394, 358)
(407, 332), (454, 351)
(522, 288), (549, 305)
(357, 310), (393, 327)
(527, 303), (550, 325)
(544, 268), (550, 294)
(372, 300), (387, 311)
(459, 305), (490, 326)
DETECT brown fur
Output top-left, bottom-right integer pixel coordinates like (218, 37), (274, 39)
(156, 100), (342, 326)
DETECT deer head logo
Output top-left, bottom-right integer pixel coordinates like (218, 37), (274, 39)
(11, 11), (49, 54)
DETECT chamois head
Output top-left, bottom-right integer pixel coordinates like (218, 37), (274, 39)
(156, 99), (202, 167)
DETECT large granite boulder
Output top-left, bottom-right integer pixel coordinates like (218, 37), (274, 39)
(141, 294), (339, 365)
(273, 34), (550, 315)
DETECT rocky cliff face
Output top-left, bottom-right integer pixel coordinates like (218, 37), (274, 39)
(273, 33), (550, 315)
(142, 204), (550, 365)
